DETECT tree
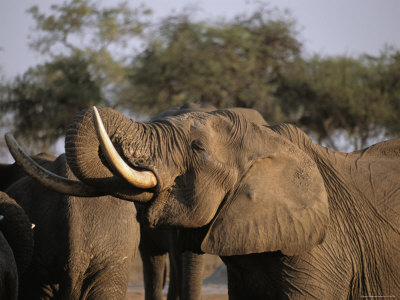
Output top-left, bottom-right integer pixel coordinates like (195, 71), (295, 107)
(27, 0), (152, 101)
(276, 52), (400, 150)
(369, 47), (400, 138)
(121, 6), (301, 123)
(3, 55), (103, 152)
(0, 62), (11, 157)
(2, 0), (152, 152)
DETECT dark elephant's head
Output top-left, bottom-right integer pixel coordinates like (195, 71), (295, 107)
(57, 107), (328, 256)
(0, 191), (34, 276)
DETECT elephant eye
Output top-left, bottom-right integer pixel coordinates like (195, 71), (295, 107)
(191, 140), (205, 152)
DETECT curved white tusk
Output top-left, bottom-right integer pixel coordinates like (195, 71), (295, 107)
(0, 215), (4, 222)
(31, 223), (36, 229)
(5, 134), (102, 197)
(92, 107), (157, 189)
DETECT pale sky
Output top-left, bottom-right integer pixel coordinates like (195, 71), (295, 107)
(1, 0), (400, 79)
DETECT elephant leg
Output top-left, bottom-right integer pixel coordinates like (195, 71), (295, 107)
(166, 229), (184, 300)
(167, 250), (181, 300)
(181, 251), (204, 300)
(79, 262), (131, 300)
(141, 250), (168, 300)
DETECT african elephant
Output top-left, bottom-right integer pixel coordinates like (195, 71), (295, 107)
(5, 103), (266, 300)
(1, 152), (139, 299)
(0, 191), (34, 300)
(140, 102), (267, 300)
(138, 103), (215, 300)
(9, 106), (400, 299)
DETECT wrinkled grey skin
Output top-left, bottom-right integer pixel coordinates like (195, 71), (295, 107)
(0, 191), (33, 300)
(2, 153), (139, 300)
(140, 102), (267, 300)
(65, 107), (400, 299)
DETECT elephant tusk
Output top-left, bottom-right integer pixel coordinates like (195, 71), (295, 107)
(31, 223), (36, 229)
(0, 215), (3, 222)
(5, 134), (103, 197)
(92, 107), (157, 189)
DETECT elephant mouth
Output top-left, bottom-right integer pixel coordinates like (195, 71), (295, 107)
(133, 202), (157, 227)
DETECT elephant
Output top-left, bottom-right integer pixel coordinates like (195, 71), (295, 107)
(9, 106), (399, 299)
(138, 102), (216, 300)
(0, 191), (34, 300)
(0, 152), (139, 299)
(5, 103), (266, 300)
(139, 102), (267, 300)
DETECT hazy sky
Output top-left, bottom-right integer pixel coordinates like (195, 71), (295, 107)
(1, 0), (400, 79)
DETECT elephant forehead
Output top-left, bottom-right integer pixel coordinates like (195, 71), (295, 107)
(173, 111), (211, 123)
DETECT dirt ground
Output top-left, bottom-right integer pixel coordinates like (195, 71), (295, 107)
(125, 254), (228, 300)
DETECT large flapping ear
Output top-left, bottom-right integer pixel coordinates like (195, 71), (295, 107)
(201, 127), (330, 256)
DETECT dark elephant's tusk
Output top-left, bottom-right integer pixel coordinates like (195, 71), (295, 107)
(5, 134), (103, 197)
(92, 106), (158, 189)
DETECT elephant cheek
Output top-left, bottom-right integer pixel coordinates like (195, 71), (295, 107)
(145, 188), (224, 229)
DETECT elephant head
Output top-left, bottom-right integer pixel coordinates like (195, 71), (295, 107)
(67, 107), (330, 256)
(6, 106), (329, 256)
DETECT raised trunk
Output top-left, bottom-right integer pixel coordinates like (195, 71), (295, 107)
(92, 107), (157, 189)
(65, 107), (155, 202)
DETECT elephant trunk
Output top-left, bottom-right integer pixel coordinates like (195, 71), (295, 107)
(92, 107), (157, 189)
(65, 107), (156, 202)
(0, 191), (34, 277)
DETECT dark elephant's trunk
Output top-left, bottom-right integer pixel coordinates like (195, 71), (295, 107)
(0, 192), (34, 277)
(65, 107), (156, 202)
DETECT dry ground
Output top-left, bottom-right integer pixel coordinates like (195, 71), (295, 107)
(125, 254), (228, 300)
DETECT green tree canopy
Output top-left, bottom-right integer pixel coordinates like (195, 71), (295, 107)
(276, 49), (400, 149)
(370, 48), (400, 137)
(3, 54), (103, 151)
(2, 0), (152, 152)
(121, 7), (301, 123)
(28, 0), (151, 97)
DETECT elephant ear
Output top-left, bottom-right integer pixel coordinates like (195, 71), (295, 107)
(201, 133), (330, 256)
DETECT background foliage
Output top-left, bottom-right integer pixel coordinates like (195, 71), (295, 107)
(1, 0), (399, 153)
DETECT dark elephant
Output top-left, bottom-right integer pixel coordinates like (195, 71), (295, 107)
(1, 152), (139, 299)
(0, 191), (34, 300)
(10, 106), (400, 299)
